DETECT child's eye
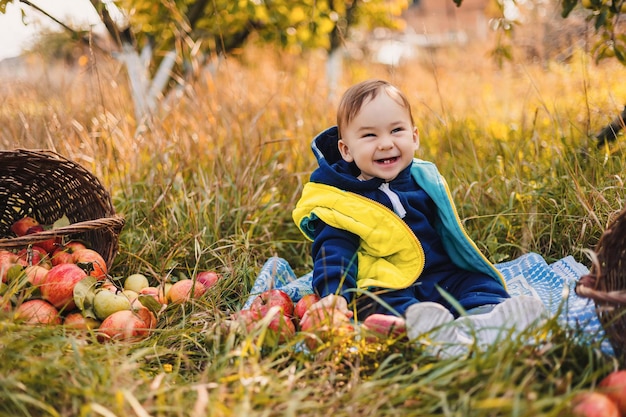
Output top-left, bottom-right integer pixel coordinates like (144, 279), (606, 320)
(391, 127), (404, 134)
(361, 133), (376, 138)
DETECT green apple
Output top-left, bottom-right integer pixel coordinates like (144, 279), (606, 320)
(123, 273), (150, 293)
(93, 289), (132, 320)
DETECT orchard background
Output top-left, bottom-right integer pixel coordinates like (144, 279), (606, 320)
(2, 0), (626, 416)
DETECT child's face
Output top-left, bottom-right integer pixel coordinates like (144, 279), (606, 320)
(338, 92), (419, 182)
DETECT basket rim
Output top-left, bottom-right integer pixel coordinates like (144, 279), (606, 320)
(0, 215), (125, 249)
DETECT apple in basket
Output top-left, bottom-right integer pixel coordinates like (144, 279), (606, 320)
(250, 289), (294, 318)
(10, 216), (40, 237)
(40, 263), (89, 311)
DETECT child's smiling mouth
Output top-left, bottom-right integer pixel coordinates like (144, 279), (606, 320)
(376, 156), (400, 164)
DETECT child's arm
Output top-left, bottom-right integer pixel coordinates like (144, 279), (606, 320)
(311, 222), (360, 302)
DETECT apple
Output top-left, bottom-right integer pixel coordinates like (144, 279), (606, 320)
(23, 225), (60, 255)
(138, 286), (169, 304)
(97, 308), (156, 342)
(232, 309), (261, 332)
(196, 271), (221, 289)
(572, 391), (620, 417)
(51, 241), (87, 266)
(17, 246), (51, 268)
(63, 311), (101, 330)
(15, 299), (62, 325)
(294, 293), (321, 320)
(40, 263), (89, 311)
(599, 370), (626, 415)
(72, 248), (107, 279)
(361, 313), (407, 341)
(10, 216), (40, 237)
(265, 307), (296, 344)
(124, 273), (150, 293)
(0, 250), (27, 282)
(23, 265), (49, 289)
(93, 288), (132, 320)
(250, 289), (294, 318)
(167, 279), (207, 304)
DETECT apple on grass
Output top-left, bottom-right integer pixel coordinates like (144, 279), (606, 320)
(17, 246), (51, 268)
(124, 273), (150, 293)
(92, 288), (132, 320)
(572, 391), (620, 417)
(196, 271), (221, 289)
(51, 241), (87, 266)
(167, 279), (207, 304)
(250, 289), (294, 318)
(599, 370), (626, 415)
(361, 313), (407, 341)
(72, 248), (108, 279)
(15, 299), (62, 325)
(41, 263), (89, 311)
(63, 311), (101, 330)
(97, 307), (156, 342)
(0, 250), (27, 283)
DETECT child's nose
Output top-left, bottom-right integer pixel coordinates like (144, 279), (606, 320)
(378, 136), (394, 149)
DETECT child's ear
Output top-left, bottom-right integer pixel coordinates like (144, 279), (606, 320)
(338, 139), (354, 162)
(413, 127), (420, 150)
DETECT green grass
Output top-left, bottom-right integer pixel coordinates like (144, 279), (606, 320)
(1, 44), (626, 416)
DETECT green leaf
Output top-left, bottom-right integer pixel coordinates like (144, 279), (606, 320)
(560, 0), (578, 18)
(52, 215), (71, 228)
(73, 276), (98, 316)
(138, 294), (162, 316)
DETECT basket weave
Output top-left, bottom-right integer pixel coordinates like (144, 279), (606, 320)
(576, 207), (626, 362)
(0, 149), (124, 268)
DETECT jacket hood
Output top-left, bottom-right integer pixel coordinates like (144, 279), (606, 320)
(311, 126), (343, 165)
(310, 126), (382, 190)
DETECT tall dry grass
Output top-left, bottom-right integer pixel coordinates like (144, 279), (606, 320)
(1, 41), (625, 416)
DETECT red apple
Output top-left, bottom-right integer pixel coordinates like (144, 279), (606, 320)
(361, 313), (407, 341)
(0, 250), (26, 282)
(167, 279), (207, 304)
(63, 311), (101, 330)
(294, 293), (321, 320)
(599, 370), (626, 415)
(10, 216), (40, 237)
(51, 241), (87, 266)
(72, 248), (107, 279)
(266, 308), (296, 343)
(15, 299), (62, 325)
(24, 265), (49, 287)
(41, 263), (89, 311)
(250, 289), (294, 318)
(196, 271), (221, 289)
(232, 309), (261, 332)
(572, 392), (620, 417)
(97, 308), (156, 342)
(17, 246), (51, 268)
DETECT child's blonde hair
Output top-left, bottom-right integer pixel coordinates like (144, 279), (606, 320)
(336, 79), (415, 138)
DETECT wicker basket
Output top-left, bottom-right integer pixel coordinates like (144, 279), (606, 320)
(576, 207), (626, 363)
(0, 149), (124, 268)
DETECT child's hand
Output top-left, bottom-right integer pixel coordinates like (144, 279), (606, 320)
(305, 294), (353, 319)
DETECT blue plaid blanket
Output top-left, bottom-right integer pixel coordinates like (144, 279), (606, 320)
(243, 253), (611, 355)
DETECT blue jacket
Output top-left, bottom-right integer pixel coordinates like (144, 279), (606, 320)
(293, 126), (506, 302)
